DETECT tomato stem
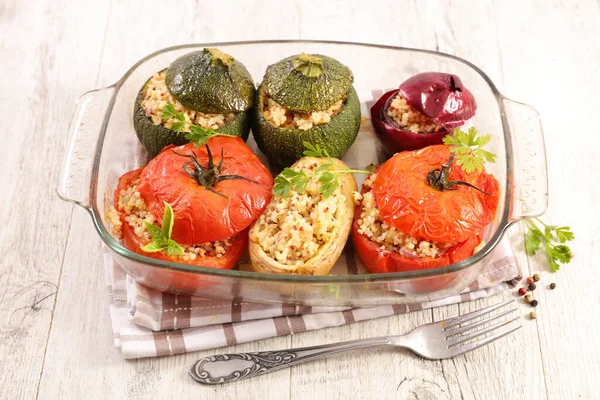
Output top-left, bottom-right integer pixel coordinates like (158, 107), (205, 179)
(173, 144), (258, 198)
(426, 153), (490, 194)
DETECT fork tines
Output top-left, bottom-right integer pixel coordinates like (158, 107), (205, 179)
(442, 299), (521, 351)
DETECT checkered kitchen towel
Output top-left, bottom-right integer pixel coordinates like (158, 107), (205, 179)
(105, 237), (521, 359)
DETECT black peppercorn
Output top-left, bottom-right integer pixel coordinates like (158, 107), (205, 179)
(550, 283), (556, 290)
(531, 300), (538, 307)
(528, 282), (536, 291)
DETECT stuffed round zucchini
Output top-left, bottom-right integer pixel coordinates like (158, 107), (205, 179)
(252, 53), (361, 166)
(109, 137), (273, 269)
(134, 48), (255, 158)
(248, 156), (358, 275)
(352, 144), (499, 273)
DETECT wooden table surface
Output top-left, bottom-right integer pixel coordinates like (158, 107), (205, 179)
(1, 1), (599, 399)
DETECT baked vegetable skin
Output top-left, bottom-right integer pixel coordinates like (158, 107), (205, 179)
(353, 144), (499, 273)
(248, 157), (358, 275)
(371, 72), (476, 154)
(165, 48), (255, 113)
(113, 168), (248, 270)
(133, 81), (251, 158)
(252, 53), (361, 166)
(137, 137), (273, 245)
(253, 85), (361, 166)
(134, 48), (255, 158)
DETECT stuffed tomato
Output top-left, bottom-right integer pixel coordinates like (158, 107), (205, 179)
(352, 145), (499, 273)
(109, 136), (273, 269)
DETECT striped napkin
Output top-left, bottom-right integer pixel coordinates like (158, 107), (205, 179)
(105, 238), (520, 359)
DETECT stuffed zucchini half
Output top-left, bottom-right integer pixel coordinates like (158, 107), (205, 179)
(133, 48), (255, 158)
(252, 53), (361, 166)
(248, 156), (358, 275)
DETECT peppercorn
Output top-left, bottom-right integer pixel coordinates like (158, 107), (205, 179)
(533, 273), (540, 282)
(526, 277), (534, 285)
(528, 282), (536, 291)
(530, 311), (537, 319)
(524, 294), (533, 303)
(531, 300), (538, 307)
(550, 283), (556, 290)
(518, 287), (527, 296)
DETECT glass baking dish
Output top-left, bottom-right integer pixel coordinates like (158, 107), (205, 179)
(57, 40), (547, 306)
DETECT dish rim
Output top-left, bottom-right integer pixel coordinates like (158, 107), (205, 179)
(85, 39), (521, 284)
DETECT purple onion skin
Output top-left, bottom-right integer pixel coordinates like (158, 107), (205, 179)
(399, 72), (476, 128)
(371, 89), (449, 155)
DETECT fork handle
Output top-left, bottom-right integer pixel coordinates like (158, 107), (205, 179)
(190, 336), (391, 384)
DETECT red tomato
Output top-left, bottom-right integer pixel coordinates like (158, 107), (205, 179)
(136, 137), (273, 245)
(113, 151), (251, 270)
(121, 219), (247, 270)
(372, 145), (499, 244)
(352, 181), (483, 273)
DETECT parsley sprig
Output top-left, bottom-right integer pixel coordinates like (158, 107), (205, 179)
(161, 102), (236, 147)
(273, 142), (369, 199)
(140, 202), (184, 255)
(524, 218), (574, 272)
(443, 127), (497, 173)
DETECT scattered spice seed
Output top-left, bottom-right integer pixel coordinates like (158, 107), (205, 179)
(518, 287), (527, 296)
(531, 300), (539, 307)
(524, 294), (533, 303)
(530, 311), (537, 319)
(550, 283), (556, 290)
(533, 273), (540, 282)
(526, 277), (534, 285)
(528, 282), (537, 291)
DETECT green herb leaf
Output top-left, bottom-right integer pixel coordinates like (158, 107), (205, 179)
(555, 226), (574, 243)
(166, 239), (185, 255)
(444, 127), (497, 173)
(303, 141), (329, 158)
(144, 221), (167, 246)
(525, 228), (542, 255)
(140, 242), (168, 253)
(315, 163), (334, 173)
(319, 171), (339, 198)
(161, 103), (178, 120)
(273, 174), (293, 197)
(524, 218), (574, 272)
(171, 121), (185, 133)
(162, 202), (175, 240)
(273, 168), (308, 197)
(140, 201), (184, 256)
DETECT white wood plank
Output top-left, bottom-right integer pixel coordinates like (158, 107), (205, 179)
(39, 1), (300, 398)
(38, 208), (292, 400)
(3, 0), (597, 399)
(0, 0), (110, 398)
(495, 1), (600, 399)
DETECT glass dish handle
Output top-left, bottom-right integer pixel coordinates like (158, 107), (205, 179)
(503, 98), (549, 221)
(56, 87), (115, 209)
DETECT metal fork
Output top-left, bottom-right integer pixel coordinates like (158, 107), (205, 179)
(190, 299), (521, 384)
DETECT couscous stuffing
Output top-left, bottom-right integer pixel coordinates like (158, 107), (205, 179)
(251, 160), (346, 265)
(262, 93), (344, 130)
(141, 71), (235, 131)
(108, 179), (233, 260)
(388, 92), (443, 133)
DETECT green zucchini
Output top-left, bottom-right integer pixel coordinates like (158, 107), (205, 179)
(252, 85), (361, 166)
(133, 80), (250, 158)
(165, 48), (255, 113)
(263, 53), (354, 112)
